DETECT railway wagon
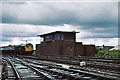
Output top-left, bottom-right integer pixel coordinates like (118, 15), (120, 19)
(1, 43), (33, 55)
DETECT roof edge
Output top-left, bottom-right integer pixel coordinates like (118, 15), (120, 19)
(37, 31), (79, 37)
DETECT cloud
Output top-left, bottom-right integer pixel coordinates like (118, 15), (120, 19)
(77, 32), (118, 39)
(2, 23), (117, 40)
(1, 23), (79, 48)
(1, 1), (119, 47)
(1, 23), (77, 38)
(2, 2), (118, 26)
(2, 2), (118, 34)
(77, 38), (118, 46)
(1, 23), (118, 47)
(1, 23), (118, 49)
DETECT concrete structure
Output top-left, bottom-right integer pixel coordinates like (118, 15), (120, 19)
(36, 31), (96, 56)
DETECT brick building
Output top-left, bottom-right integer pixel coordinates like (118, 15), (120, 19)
(36, 31), (96, 56)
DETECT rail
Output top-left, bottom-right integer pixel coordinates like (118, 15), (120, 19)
(4, 58), (22, 80)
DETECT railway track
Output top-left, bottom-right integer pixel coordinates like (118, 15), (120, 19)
(5, 58), (21, 80)
(2, 57), (54, 80)
(2, 56), (120, 80)
(20, 56), (120, 80)
(23, 56), (120, 72)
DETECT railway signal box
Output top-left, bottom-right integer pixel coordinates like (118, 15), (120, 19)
(36, 31), (96, 57)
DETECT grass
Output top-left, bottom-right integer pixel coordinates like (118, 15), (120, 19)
(96, 47), (120, 58)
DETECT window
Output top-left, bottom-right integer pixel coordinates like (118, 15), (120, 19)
(45, 35), (50, 41)
(45, 35), (53, 41)
(54, 34), (64, 40)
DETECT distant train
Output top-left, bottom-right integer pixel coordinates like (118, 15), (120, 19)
(0, 43), (34, 55)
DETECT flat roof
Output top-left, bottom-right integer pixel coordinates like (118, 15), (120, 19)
(38, 31), (79, 37)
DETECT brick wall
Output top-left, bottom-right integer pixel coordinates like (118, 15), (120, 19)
(36, 42), (96, 57)
(83, 45), (96, 56)
(75, 42), (84, 56)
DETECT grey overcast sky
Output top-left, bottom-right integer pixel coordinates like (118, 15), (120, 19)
(0, 0), (119, 48)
